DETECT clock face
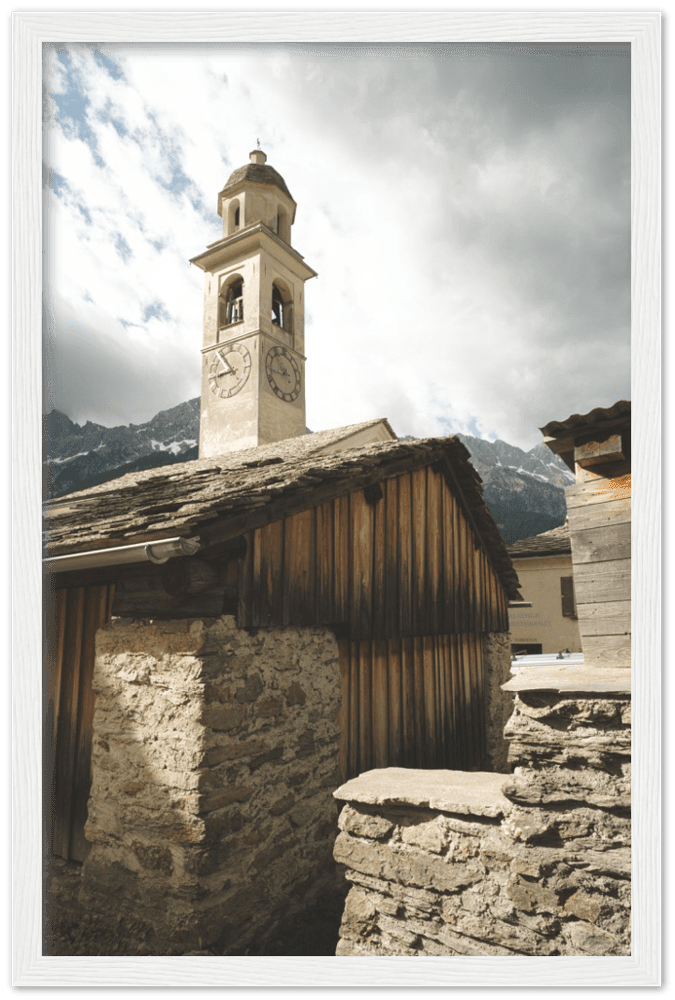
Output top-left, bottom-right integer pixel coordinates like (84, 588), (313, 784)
(208, 343), (251, 398)
(265, 346), (301, 402)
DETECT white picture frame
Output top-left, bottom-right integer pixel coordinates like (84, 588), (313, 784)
(12, 10), (661, 989)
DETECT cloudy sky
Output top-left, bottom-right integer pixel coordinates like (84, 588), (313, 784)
(43, 42), (630, 451)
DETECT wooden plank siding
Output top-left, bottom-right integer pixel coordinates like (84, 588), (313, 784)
(47, 584), (114, 862)
(339, 634), (486, 780)
(237, 463), (508, 639)
(565, 470), (631, 669)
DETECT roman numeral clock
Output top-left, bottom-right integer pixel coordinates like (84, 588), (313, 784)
(190, 149), (317, 457)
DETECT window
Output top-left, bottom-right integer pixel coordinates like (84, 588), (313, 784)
(220, 278), (243, 327)
(271, 284), (284, 327)
(560, 576), (577, 619)
(271, 281), (292, 335)
(228, 200), (241, 235)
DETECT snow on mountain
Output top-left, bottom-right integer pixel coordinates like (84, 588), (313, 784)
(44, 398), (201, 498)
(44, 400), (572, 544)
(456, 433), (573, 543)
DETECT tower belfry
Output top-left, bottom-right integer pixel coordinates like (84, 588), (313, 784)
(191, 149), (317, 457)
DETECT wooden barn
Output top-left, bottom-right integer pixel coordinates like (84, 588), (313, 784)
(540, 400), (631, 669)
(44, 426), (520, 869)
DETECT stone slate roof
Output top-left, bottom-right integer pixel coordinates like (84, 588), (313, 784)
(540, 400), (631, 440)
(44, 424), (521, 599)
(507, 522), (571, 559)
(220, 163), (293, 202)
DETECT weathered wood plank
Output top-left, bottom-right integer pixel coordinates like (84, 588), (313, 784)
(471, 634), (486, 765)
(572, 460), (631, 487)
(383, 478), (399, 637)
(422, 636), (437, 767)
(315, 500), (335, 625)
(237, 531), (254, 627)
(115, 584), (229, 620)
(412, 636), (426, 768)
(358, 641), (372, 772)
(567, 496), (631, 532)
(397, 474), (414, 637)
(449, 634), (462, 766)
(253, 520), (284, 626)
(573, 558), (631, 605)
(333, 494), (350, 626)
(577, 600), (631, 637)
(69, 586), (110, 862)
(441, 478), (456, 634)
(574, 433), (625, 467)
(45, 588), (67, 856)
(53, 587), (85, 859)
(411, 468), (427, 637)
(570, 521), (631, 564)
(387, 638), (402, 767)
(349, 491), (373, 637)
(282, 508), (315, 626)
(401, 637), (415, 769)
(371, 487), (387, 638)
(459, 508), (473, 634)
(425, 467), (443, 636)
(161, 559), (219, 598)
(566, 472), (632, 508)
(452, 489), (465, 634)
(371, 640), (389, 768)
(460, 634), (475, 769)
(580, 633), (631, 669)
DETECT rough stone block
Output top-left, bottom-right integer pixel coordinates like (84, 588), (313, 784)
(338, 804), (395, 841)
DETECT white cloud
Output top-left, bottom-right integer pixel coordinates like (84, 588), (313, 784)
(43, 43), (630, 450)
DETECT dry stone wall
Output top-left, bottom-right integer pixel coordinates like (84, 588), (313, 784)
(482, 630), (514, 772)
(77, 615), (341, 955)
(334, 667), (630, 957)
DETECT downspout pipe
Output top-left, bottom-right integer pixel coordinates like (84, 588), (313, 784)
(43, 536), (201, 574)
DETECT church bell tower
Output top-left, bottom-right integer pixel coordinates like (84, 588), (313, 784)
(191, 149), (317, 457)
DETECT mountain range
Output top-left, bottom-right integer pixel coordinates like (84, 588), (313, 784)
(43, 400), (573, 543)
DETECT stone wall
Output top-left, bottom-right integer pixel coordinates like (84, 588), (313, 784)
(75, 615), (341, 955)
(482, 630), (513, 772)
(334, 667), (630, 957)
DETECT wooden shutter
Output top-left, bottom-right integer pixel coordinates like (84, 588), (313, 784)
(560, 576), (577, 619)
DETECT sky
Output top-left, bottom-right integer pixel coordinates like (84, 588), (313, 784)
(42, 42), (630, 451)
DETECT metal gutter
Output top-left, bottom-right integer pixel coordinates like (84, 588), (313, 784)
(43, 536), (201, 574)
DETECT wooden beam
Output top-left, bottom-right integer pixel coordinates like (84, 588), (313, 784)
(574, 433), (625, 468)
(160, 558), (219, 597)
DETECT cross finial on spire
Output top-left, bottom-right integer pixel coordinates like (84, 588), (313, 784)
(256, 138), (261, 150)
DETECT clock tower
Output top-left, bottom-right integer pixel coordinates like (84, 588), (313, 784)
(191, 149), (317, 457)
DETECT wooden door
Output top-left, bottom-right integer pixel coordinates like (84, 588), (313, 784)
(46, 584), (114, 862)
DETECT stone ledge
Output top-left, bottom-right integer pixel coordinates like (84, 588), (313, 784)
(333, 768), (509, 818)
(502, 665), (631, 695)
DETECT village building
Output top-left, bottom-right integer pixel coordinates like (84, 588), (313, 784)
(539, 401), (631, 669)
(507, 522), (582, 657)
(333, 401), (631, 957)
(44, 151), (521, 955)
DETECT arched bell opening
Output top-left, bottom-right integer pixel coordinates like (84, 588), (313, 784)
(271, 280), (293, 337)
(219, 275), (244, 329)
(228, 200), (241, 235)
